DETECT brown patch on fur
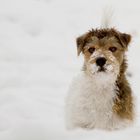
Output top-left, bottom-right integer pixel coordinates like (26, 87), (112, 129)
(113, 59), (134, 120)
(76, 28), (131, 55)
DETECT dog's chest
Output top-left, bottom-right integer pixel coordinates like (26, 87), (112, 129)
(78, 75), (116, 127)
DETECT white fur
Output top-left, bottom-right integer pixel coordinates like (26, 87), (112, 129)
(65, 72), (132, 130)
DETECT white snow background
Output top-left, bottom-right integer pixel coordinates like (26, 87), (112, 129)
(0, 0), (140, 139)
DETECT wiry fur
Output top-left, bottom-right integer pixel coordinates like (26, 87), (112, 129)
(65, 27), (134, 130)
(76, 28), (131, 55)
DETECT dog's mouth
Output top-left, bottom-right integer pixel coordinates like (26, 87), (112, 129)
(97, 67), (106, 72)
(89, 63), (116, 75)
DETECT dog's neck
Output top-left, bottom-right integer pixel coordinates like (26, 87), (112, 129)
(85, 72), (117, 89)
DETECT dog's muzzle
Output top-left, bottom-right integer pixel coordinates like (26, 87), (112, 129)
(96, 57), (107, 72)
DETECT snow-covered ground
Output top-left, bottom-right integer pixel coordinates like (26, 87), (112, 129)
(0, 0), (140, 139)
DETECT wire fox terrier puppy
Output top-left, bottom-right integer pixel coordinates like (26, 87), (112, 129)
(65, 28), (134, 130)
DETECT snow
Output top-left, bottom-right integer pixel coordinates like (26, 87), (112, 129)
(0, 0), (140, 139)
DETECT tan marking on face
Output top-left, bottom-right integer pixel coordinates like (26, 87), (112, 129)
(105, 37), (125, 65)
(83, 36), (126, 75)
(83, 36), (125, 64)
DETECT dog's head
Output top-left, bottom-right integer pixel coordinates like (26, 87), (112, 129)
(76, 28), (131, 81)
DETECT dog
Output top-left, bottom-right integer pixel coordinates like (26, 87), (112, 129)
(65, 28), (134, 130)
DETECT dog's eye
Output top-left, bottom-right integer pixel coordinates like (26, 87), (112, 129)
(109, 47), (117, 52)
(88, 47), (95, 54)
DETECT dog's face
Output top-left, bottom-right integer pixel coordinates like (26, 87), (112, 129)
(76, 29), (131, 80)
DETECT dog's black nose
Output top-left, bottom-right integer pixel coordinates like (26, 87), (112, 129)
(96, 57), (106, 67)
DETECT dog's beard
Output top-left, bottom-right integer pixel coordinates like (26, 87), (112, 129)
(87, 63), (120, 85)
(88, 63), (117, 73)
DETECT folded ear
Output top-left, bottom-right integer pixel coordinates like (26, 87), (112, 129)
(76, 33), (87, 56)
(119, 33), (131, 48)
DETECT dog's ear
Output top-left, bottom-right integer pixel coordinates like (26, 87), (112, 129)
(118, 33), (131, 48)
(76, 33), (87, 56)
